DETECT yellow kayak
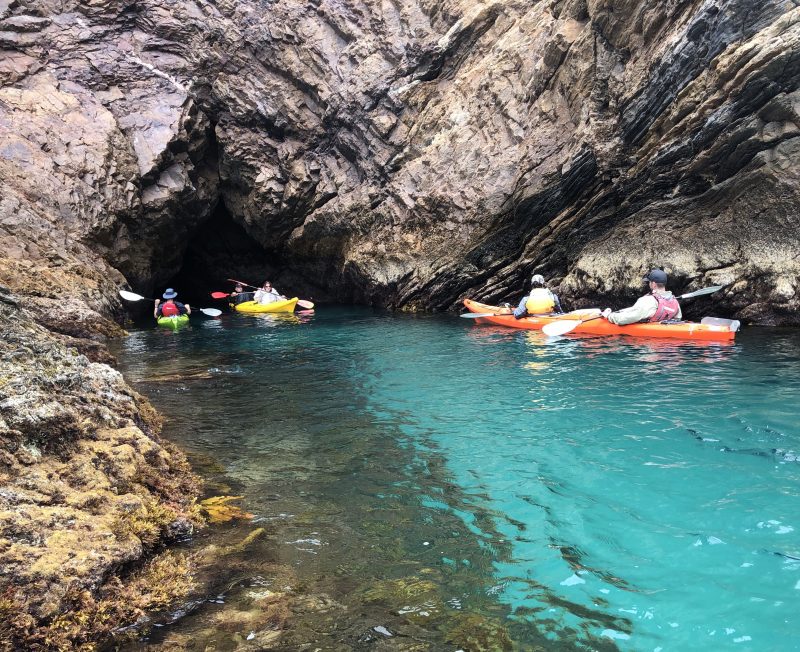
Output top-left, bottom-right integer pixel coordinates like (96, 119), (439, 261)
(234, 298), (299, 314)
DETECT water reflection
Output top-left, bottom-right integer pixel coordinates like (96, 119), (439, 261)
(116, 310), (570, 651)
(441, 322), (799, 649)
(235, 312), (315, 326)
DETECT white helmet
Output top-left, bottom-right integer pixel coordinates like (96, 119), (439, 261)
(531, 274), (545, 285)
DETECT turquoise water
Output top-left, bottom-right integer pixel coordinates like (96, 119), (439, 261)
(112, 308), (800, 651)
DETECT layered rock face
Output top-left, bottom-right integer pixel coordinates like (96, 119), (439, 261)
(3, 0), (798, 321)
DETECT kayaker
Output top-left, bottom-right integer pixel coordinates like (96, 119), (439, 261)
(154, 288), (191, 318)
(229, 283), (252, 305)
(511, 274), (563, 318)
(254, 281), (286, 305)
(601, 269), (681, 325)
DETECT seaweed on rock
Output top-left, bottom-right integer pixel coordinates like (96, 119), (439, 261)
(0, 301), (203, 650)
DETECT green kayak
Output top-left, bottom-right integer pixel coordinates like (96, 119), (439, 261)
(156, 314), (190, 330)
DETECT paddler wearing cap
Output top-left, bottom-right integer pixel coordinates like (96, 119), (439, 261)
(154, 288), (191, 319)
(510, 274), (564, 319)
(601, 269), (681, 325)
(229, 283), (253, 306)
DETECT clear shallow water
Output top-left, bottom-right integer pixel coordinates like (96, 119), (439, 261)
(111, 308), (800, 651)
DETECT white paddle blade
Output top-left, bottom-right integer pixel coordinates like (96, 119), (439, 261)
(542, 320), (582, 337)
(297, 299), (315, 309)
(679, 285), (723, 299)
(119, 290), (145, 302)
(200, 308), (222, 317)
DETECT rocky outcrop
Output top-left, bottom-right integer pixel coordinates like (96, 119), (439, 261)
(0, 290), (201, 649)
(2, 0), (798, 322)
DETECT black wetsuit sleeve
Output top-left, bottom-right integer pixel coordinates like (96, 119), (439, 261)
(235, 292), (253, 304)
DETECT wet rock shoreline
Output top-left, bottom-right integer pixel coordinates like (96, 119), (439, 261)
(0, 292), (203, 649)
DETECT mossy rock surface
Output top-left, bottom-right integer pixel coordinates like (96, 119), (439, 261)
(0, 301), (203, 650)
(446, 613), (514, 652)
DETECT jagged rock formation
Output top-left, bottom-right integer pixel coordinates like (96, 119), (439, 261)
(2, 0), (798, 321)
(1, 0), (799, 645)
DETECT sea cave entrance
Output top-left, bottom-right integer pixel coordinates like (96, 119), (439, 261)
(163, 203), (285, 307)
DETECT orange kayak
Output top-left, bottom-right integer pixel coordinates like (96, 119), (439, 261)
(462, 299), (739, 342)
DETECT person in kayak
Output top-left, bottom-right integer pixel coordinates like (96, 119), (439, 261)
(254, 281), (286, 305)
(601, 269), (681, 325)
(229, 283), (253, 305)
(512, 274), (563, 318)
(154, 288), (191, 318)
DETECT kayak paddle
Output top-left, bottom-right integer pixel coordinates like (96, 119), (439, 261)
(460, 311), (557, 319)
(119, 290), (222, 317)
(460, 311), (513, 319)
(223, 279), (315, 309)
(226, 277), (259, 289)
(120, 289), (155, 302)
(541, 315), (602, 337)
(542, 285), (724, 337)
(461, 307), (572, 319)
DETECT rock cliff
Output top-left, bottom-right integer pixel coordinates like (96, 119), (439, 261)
(2, 0), (798, 321)
(1, 0), (799, 645)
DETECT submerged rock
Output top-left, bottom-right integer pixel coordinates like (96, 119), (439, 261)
(446, 612), (514, 652)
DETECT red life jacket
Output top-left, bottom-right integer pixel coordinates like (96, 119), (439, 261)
(161, 301), (180, 317)
(649, 292), (680, 322)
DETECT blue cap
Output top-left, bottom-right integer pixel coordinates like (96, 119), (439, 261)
(162, 288), (177, 299)
(643, 269), (668, 284)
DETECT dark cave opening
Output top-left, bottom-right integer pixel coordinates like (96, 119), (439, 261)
(161, 203), (283, 307)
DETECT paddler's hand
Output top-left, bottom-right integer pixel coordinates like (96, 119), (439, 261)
(601, 308), (612, 319)
(498, 302), (512, 315)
